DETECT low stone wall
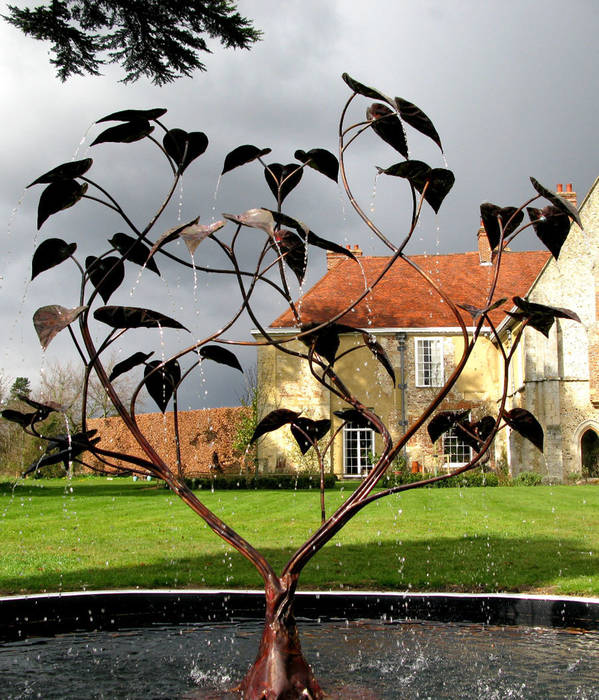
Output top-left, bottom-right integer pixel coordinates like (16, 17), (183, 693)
(87, 406), (250, 476)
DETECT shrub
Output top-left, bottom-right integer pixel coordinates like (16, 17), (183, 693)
(514, 471), (544, 486)
(184, 472), (337, 490)
(379, 468), (498, 488)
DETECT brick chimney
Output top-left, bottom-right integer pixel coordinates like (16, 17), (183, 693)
(326, 244), (362, 270)
(477, 221), (492, 265)
(556, 183), (577, 210)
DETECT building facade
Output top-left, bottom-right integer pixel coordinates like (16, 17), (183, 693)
(255, 180), (599, 482)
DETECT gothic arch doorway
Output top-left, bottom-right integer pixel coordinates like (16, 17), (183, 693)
(581, 428), (599, 478)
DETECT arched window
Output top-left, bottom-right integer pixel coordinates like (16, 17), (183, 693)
(581, 429), (599, 478)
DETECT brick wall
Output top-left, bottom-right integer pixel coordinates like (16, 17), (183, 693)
(87, 406), (250, 476)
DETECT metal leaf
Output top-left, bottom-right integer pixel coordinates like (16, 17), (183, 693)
(144, 360), (181, 413)
(333, 409), (381, 433)
(94, 306), (188, 331)
(109, 233), (160, 275)
(27, 158), (92, 187)
(199, 345), (243, 373)
(223, 208), (275, 236)
(96, 108), (167, 123)
(264, 163), (303, 204)
(527, 206), (571, 260)
(109, 351), (154, 381)
(480, 203), (524, 251)
(362, 333), (396, 386)
(33, 305), (86, 350)
(91, 120), (154, 146)
(250, 409), (301, 444)
(86, 256), (125, 303)
(37, 179), (88, 229)
(367, 103), (408, 158)
(163, 129), (208, 174)
(530, 177), (581, 228)
(341, 73), (394, 106)
(290, 417), (331, 455)
(222, 145), (271, 174)
(31, 238), (76, 280)
(395, 97), (442, 151)
(378, 161), (454, 213)
(427, 410), (470, 444)
(294, 148), (339, 182)
(275, 230), (307, 284)
(502, 408), (544, 452)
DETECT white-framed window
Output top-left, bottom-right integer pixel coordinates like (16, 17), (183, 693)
(343, 421), (374, 477)
(442, 422), (473, 468)
(415, 337), (444, 387)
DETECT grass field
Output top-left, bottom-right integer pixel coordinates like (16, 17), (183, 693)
(1, 477), (598, 597)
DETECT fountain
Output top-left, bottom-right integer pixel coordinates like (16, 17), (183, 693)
(1, 73), (592, 697)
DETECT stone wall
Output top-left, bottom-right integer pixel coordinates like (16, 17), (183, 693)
(508, 178), (599, 479)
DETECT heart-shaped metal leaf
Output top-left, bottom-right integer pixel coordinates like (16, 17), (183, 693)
(427, 410), (470, 444)
(163, 129), (208, 174)
(109, 351), (154, 381)
(144, 359), (181, 413)
(290, 417), (331, 455)
(94, 306), (188, 331)
(294, 148), (339, 182)
(37, 179), (88, 229)
(378, 160), (454, 213)
(222, 144), (271, 174)
(91, 120), (154, 146)
(31, 238), (77, 280)
(33, 305), (86, 350)
(86, 256), (125, 303)
(250, 408), (302, 444)
(480, 204), (524, 251)
(395, 97), (442, 151)
(527, 205), (571, 259)
(264, 163), (303, 203)
(109, 233), (160, 275)
(199, 345), (243, 372)
(97, 108), (167, 123)
(27, 158), (93, 187)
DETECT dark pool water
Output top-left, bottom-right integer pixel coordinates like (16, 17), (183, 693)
(2, 618), (599, 699)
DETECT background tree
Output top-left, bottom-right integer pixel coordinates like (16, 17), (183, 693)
(10, 376), (31, 400)
(3, 0), (262, 84)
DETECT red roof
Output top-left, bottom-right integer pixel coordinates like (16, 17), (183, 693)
(271, 250), (550, 329)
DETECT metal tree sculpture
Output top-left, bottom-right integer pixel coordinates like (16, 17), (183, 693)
(2, 74), (582, 698)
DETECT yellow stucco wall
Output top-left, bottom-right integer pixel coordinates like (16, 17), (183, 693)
(255, 330), (503, 476)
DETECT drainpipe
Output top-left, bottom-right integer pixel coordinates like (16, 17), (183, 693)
(396, 332), (409, 460)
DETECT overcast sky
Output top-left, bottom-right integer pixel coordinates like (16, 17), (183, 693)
(1, 0), (597, 412)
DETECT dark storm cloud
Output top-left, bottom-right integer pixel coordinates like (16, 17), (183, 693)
(1, 0), (597, 408)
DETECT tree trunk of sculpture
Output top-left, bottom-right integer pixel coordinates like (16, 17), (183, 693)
(237, 576), (323, 699)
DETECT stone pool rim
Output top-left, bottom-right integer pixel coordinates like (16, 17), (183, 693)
(1, 589), (598, 642)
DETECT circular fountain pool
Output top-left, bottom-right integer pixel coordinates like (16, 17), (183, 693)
(1, 591), (598, 699)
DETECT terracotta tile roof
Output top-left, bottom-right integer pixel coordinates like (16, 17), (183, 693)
(271, 250), (550, 329)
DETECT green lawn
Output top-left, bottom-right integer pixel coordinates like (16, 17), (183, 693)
(1, 477), (598, 597)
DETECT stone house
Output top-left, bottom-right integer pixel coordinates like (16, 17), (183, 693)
(254, 179), (599, 481)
